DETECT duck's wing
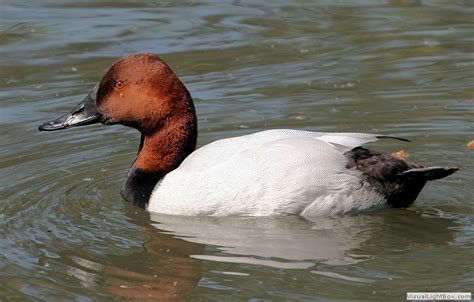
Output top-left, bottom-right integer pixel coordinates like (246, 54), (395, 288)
(315, 133), (408, 153)
(179, 129), (402, 171)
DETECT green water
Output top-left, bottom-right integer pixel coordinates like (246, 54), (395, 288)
(1, 1), (473, 301)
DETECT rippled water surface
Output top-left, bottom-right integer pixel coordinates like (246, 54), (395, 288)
(1, 1), (474, 300)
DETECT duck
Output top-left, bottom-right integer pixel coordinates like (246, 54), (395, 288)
(39, 53), (458, 216)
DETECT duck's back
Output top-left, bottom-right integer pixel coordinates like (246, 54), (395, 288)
(148, 129), (388, 216)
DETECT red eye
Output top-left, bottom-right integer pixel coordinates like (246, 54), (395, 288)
(115, 81), (125, 89)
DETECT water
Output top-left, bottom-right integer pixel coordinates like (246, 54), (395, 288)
(1, 0), (473, 300)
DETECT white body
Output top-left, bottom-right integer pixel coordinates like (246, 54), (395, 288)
(148, 129), (387, 216)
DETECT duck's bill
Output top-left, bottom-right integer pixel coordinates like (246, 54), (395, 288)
(38, 84), (102, 131)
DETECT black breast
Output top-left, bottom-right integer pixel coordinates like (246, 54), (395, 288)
(121, 167), (164, 208)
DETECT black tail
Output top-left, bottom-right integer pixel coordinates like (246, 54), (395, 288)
(402, 166), (459, 181)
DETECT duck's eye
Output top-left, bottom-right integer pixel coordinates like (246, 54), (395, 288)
(115, 81), (125, 90)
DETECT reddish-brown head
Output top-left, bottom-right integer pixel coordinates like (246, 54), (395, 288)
(96, 54), (194, 134)
(39, 53), (196, 135)
(39, 53), (198, 172)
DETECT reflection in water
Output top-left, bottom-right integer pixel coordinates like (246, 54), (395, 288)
(150, 214), (370, 269)
(103, 225), (202, 301)
(60, 224), (203, 301)
(31, 209), (460, 301)
(149, 210), (457, 269)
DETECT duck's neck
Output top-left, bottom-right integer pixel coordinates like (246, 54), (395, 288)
(121, 113), (197, 208)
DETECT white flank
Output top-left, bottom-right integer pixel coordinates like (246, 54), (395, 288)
(148, 129), (387, 216)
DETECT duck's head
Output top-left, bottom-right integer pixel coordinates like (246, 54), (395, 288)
(40, 54), (198, 206)
(39, 53), (195, 134)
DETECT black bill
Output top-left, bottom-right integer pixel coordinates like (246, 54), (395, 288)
(39, 84), (101, 131)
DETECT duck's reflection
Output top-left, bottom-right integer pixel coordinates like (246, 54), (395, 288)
(61, 220), (203, 301)
(149, 214), (373, 269)
(102, 224), (202, 301)
(59, 208), (458, 301)
(148, 209), (458, 268)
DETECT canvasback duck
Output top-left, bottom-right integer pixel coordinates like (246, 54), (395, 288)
(39, 54), (458, 216)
